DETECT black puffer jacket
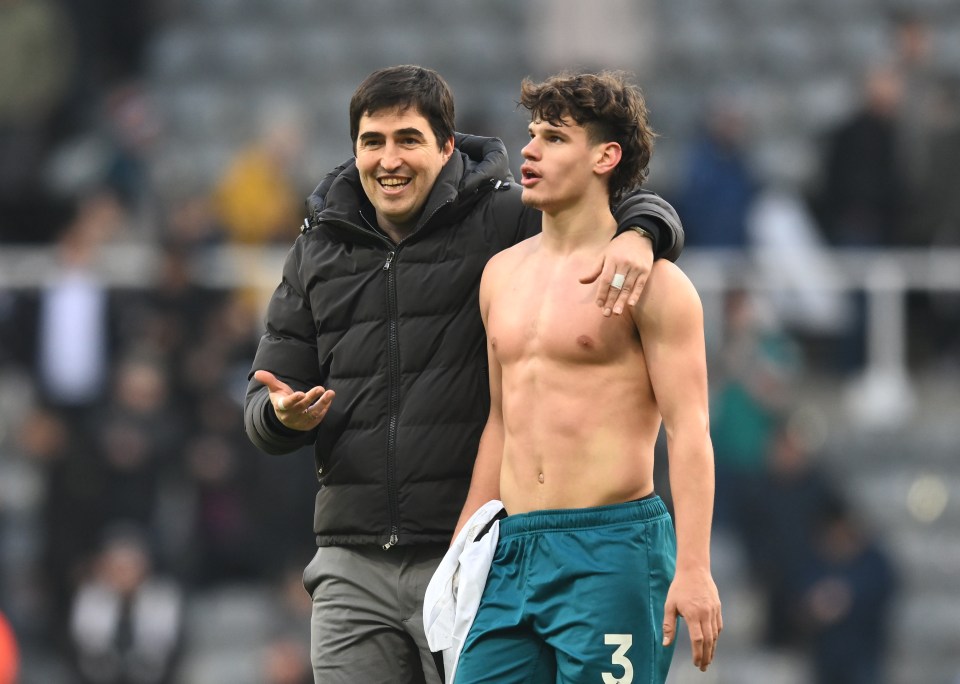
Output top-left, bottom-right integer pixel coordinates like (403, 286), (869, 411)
(244, 135), (684, 547)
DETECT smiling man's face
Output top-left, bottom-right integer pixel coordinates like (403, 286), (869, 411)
(355, 107), (454, 240)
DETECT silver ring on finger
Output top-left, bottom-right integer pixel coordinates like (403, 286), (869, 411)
(611, 273), (626, 290)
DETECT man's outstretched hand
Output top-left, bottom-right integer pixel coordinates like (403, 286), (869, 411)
(254, 370), (335, 431)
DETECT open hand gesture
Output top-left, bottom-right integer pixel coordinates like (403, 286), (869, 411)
(254, 370), (336, 431)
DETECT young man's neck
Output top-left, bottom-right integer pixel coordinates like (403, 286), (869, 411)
(539, 193), (617, 254)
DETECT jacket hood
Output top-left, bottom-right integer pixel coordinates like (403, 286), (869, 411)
(452, 133), (514, 194)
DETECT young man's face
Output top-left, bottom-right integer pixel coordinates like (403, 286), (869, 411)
(355, 107), (454, 237)
(519, 117), (606, 213)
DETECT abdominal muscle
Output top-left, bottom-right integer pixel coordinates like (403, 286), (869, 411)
(498, 354), (661, 515)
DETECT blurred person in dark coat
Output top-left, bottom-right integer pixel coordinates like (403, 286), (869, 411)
(818, 64), (907, 247)
(743, 418), (842, 648)
(794, 497), (898, 684)
(675, 94), (758, 249)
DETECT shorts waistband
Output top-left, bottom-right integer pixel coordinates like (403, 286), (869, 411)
(498, 495), (669, 538)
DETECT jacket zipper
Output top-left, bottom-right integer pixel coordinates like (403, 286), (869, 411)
(382, 248), (400, 549)
(378, 201), (455, 550)
(326, 203), (453, 550)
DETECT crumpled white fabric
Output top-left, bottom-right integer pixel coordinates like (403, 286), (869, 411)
(423, 500), (505, 684)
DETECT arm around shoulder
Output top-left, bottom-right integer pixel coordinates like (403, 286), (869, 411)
(613, 189), (685, 262)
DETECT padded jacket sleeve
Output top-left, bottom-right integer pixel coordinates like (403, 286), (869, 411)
(613, 189), (685, 262)
(244, 241), (322, 455)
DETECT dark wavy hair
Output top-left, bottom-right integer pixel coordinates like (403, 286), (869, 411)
(349, 65), (455, 151)
(519, 71), (655, 201)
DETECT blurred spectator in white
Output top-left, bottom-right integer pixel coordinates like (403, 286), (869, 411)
(211, 100), (307, 245)
(675, 92), (759, 248)
(746, 185), (853, 346)
(68, 523), (183, 684)
(36, 193), (125, 417)
(817, 63), (907, 247)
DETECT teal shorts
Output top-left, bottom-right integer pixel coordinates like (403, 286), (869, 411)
(454, 497), (677, 684)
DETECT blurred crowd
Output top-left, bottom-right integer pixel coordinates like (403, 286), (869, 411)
(0, 1), (314, 681)
(672, 11), (960, 372)
(0, 194), (318, 681)
(697, 287), (899, 684)
(2, 2), (957, 683)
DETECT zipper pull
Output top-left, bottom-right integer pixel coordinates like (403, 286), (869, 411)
(382, 533), (398, 550)
(383, 251), (395, 271)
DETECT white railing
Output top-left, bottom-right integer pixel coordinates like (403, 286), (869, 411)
(680, 248), (960, 429)
(4, 243), (960, 428)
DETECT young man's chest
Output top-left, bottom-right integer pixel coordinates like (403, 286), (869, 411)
(487, 261), (638, 367)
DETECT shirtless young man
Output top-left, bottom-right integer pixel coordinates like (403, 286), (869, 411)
(451, 72), (722, 683)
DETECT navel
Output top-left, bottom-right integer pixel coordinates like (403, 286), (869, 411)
(538, 472), (545, 484)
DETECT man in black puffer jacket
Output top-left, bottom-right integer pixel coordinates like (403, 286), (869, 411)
(244, 65), (685, 684)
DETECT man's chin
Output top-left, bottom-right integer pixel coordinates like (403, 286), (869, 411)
(520, 188), (546, 209)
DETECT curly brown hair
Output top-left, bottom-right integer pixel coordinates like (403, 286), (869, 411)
(519, 71), (655, 202)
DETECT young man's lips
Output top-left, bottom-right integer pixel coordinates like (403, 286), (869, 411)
(520, 167), (540, 186)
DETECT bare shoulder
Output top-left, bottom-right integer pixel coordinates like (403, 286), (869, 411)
(482, 235), (538, 288)
(633, 259), (703, 327)
(480, 235), (539, 313)
(487, 234), (538, 273)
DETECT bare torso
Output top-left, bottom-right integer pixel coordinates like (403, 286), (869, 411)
(485, 234), (661, 514)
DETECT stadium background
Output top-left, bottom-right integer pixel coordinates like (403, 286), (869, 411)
(1, 0), (959, 682)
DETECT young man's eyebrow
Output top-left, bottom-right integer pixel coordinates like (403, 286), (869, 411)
(528, 122), (570, 136)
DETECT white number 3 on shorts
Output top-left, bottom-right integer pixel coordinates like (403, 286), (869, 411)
(602, 634), (634, 684)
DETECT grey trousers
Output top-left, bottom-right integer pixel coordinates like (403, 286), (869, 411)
(303, 543), (447, 684)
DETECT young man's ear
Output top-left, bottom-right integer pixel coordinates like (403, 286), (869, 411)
(594, 142), (622, 176)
